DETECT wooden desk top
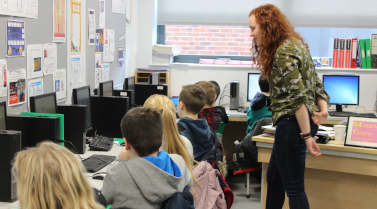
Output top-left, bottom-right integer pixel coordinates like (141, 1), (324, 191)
(253, 135), (377, 156)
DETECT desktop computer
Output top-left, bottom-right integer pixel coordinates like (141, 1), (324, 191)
(323, 74), (359, 113)
(247, 73), (261, 102)
(90, 96), (129, 138)
(0, 130), (21, 202)
(99, 80), (114, 96)
(230, 81), (240, 110)
(29, 92), (57, 114)
(7, 115), (60, 149)
(57, 105), (88, 154)
(134, 84), (168, 106)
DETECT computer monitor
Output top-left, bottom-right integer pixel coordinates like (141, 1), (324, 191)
(247, 73), (261, 101)
(99, 80), (113, 96)
(30, 92), (57, 114)
(322, 74), (359, 112)
(90, 96), (129, 138)
(0, 101), (6, 130)
(72, 86), (91, 129)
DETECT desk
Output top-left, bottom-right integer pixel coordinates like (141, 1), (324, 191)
(0, 143), (123, 209)
(254, 135), (377, 209)
(222, 110), (247, 169)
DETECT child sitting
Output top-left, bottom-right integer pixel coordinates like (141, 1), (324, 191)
(177, 84), (216, 162)
(102, 107), (192, 209)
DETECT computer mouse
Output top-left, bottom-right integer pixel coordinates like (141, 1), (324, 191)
(92, 173), (106, 180)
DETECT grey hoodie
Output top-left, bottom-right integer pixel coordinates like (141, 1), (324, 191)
(101, 154), (192, 209)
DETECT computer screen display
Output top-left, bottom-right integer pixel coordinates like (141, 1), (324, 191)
(100, 80), (113, 96)
(0, 101), (6, 130)
(73, 86), (91, 128)
(322, 75), (359, 106)
(170, 96), (179, 109)
(247, 73), (261, 101)
(30, 93), (57, 114)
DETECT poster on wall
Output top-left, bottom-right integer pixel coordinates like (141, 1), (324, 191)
(96, 28), (104, 52)
(6, 20), (25, 57)
(42, 43), (58, 75)
(103, 29), (115, 62)
(95, 53), (102, 88)
(117, 47), (125, 67)
(53, 0), (66, 42)
(98, 0), (105, 28)
(8, 68), (26, 106)
(112, 0), (126, 14)
(53, 68), (67, 100)
(102, 63), (110, 82)
(88, 9), (96, 45)
(70, 55), (82, 83)
(27, 78), (43, 98)
(0, 0), (38, 19)
(27, 44), (43, 79)
(0, 59), (7, 97)
(70, 0), (82, 53)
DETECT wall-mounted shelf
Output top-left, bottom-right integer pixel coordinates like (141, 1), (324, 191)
(316, 67), (377, 72)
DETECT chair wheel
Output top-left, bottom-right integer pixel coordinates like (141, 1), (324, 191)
(246, 194), (251, 198)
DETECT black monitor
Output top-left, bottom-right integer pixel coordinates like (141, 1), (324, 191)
(90, 96), (129, 138)
(30, 92), (57, 114)
(322, 74), (359, 112)
(0, 102), (6, 130)
(6, 115), (60, 149)
(247, 73), (261, 101)
(134, 84), (168, 106)
(123, 76), (135, 90)
(72, 86), (91, 129)
(99, 80), (113, 96)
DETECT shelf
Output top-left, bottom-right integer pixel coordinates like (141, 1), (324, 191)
(135, 71), (169, 85)
(316, 67), (377, 72)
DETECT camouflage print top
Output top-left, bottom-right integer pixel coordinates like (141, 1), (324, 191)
(268, 38), (329, 125)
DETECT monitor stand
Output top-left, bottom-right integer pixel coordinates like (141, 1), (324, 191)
(336, 104), (343, 112)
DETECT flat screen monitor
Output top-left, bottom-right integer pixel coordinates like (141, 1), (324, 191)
(123, 77), (135, 90)
(90, 96), (129, 138)
(30, 92), (57, 114)
(247, 73), (261, 101)
(72, 86), (91, 129)
(0, 101), (6, 130)
(99, 80), (113, 96)
(322, 74), (359, 112)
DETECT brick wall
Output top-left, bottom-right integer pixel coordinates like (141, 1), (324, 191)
(165, 25), (253, 56)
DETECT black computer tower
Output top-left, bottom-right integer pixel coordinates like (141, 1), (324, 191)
(0, 130), (21, 202)
(134, 84), (168, 106)
(113, 89), (135, 107)
(57, 105), (88, 154)
(230, 81), (240, 110)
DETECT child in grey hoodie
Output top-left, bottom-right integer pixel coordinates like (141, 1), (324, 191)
(101, 107), (193, 209)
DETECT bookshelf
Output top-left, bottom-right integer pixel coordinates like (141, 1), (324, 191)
(135, 71), (169, 85)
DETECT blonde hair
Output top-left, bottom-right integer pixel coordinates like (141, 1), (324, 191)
(144, 94), (194, 172)
(12, 142), (105, 209)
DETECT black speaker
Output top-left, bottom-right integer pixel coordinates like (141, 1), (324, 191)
(230, 81), (239, 110)
(0, 130), (21, 202)
(57, 105), (88, 154)
(134, 84), (168, 106)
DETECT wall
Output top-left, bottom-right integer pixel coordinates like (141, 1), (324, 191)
(0, 1), (67, 114)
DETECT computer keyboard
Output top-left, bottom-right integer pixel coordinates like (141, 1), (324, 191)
(82, 154), (116, 173)
(89, 136), (114, 151)
(329, 111), (377, 118)
(329, 111), (354, 117)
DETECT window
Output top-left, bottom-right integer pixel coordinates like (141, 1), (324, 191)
(157, 24), (253, 64)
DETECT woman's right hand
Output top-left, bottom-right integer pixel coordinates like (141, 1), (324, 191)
(305, 137), (321, 157)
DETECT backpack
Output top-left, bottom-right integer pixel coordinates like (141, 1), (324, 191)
(162, 186), (194, 209)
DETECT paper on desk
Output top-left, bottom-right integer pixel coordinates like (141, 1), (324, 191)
(319, 125), (334, 131)
(262, 125), (276, 130)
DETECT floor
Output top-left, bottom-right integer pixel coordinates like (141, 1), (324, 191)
(227, 172), (261, 209)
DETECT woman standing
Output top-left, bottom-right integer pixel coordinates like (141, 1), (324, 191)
(248, 4), (329, 209)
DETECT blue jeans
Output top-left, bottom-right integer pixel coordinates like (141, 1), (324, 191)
(265, 115), (318, 209)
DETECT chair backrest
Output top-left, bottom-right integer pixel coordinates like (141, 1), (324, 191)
(162, 186), (194, 209)
(245, 117), (272, 141)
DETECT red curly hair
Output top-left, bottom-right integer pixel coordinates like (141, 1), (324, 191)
(249, 4), (307, 77)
